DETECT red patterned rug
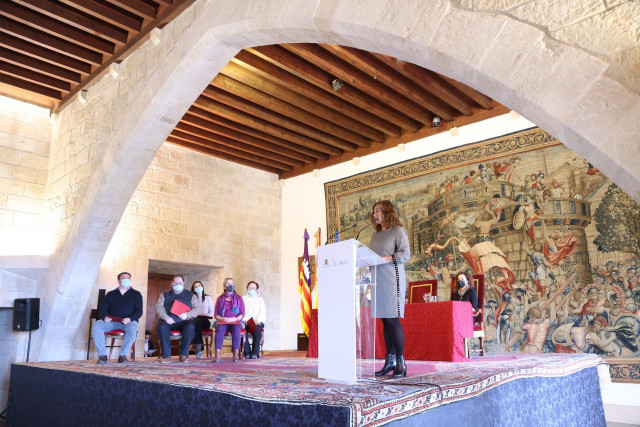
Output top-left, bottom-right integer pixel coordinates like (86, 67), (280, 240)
(18, 352), (605, 426)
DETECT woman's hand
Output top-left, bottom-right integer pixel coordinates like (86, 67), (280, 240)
(382, 255), (393, 262)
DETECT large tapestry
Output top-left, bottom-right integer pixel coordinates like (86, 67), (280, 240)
(325, 128), (640, 382)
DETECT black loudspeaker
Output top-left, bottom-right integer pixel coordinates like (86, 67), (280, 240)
(13, 298), (40, 331)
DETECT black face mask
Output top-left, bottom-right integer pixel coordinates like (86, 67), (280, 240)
(225, 285), (235, 293)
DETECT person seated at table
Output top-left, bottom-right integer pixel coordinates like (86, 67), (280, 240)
(191, 280), (215, 359)
(242, 280), (267, 359)
(451, 272), (478, 316)
(213, 278), (245, 363)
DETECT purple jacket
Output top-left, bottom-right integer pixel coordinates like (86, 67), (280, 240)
(214, 292), (245, 318)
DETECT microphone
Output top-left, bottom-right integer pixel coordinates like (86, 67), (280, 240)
(325, 223), (358, 244)
(355, 222), (373, 241)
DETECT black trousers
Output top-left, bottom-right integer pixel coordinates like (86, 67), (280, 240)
(244, 324), (264, 357)
(158, 319), (195, 357)
(192, 316), (211, 345)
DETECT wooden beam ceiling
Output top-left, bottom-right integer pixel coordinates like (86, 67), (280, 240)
(1, 0), (507, 178)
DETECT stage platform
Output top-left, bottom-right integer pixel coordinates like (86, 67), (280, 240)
(7, 351), (607, 426)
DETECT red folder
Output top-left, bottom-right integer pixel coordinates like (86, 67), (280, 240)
(246, 317), (257, 334)
(106, 316), (123, 322)
(170, 300), (191, 315)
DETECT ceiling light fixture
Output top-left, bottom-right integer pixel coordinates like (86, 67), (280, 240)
(150, 28), (162, 45)
(109, 63), (120, 78)
(352, 157), (360, 166)
(313, 169), (320, 177)
(78, 90), (87, 104)
(450, 127), (459, 137)
(510, 110), (520, 120)
(331, 78), (344, 91)
(398, 143), (406, 152)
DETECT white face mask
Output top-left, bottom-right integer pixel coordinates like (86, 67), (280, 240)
(247, 289), (257, 297)
(194, 287), (203, 295)
(173, 283), (184, 293)
(120, 278), (131, 288)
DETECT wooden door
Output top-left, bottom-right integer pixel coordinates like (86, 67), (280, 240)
(146, 273), (174, 354)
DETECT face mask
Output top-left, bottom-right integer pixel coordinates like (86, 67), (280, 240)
(194, 287), (203, 294)
(225, 285), (235, 293)
(247, 289), (257, 297)
(366, 293), (371, 301)
(459, 279), (468, 288)
(173, 284), (184, 293)
(120, 278), (131, 288)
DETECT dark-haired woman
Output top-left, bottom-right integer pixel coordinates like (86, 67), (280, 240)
(370, 200), (411, 378)
(191, 281), (214, 359)
(451, 272), (478, 314)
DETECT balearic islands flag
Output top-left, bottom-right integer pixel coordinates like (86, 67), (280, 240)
(299, 229), (312, 337)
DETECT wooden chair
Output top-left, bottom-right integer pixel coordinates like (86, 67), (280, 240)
(105, 329), (137, 361)
(408, 280), (438, 303)
(452, 274), (485, 357)
(202, 328), (214, 358)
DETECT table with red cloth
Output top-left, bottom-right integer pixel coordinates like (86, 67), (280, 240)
(307, 301), (473, 362)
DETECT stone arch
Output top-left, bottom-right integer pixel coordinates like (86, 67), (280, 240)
(37, 0), (639, 359)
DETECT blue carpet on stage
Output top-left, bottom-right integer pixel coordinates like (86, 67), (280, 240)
(7, 352), (607, 426)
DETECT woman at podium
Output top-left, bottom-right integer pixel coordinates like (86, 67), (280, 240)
(369, 200), (411, 378)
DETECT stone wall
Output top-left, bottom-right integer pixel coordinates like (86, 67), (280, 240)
(86, 143), (282, 357)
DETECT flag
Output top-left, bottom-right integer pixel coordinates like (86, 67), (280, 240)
(299, 229), (312, 337)
(312, 227), (321, 309)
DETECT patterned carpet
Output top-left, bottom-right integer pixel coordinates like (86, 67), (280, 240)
(8, 352), (606, 426)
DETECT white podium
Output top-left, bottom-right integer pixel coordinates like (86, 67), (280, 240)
(317, 239), (386, 384)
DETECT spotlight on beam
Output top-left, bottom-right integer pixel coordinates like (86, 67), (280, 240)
(331, 78), (344, 91)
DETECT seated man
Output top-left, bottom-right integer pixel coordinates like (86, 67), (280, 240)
(92, 271), (143, 364)
(156, 275), (200, 363)
(242, 280), (267, 359)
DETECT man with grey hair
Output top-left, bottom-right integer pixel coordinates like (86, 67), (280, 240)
(156, 275), (200, 362)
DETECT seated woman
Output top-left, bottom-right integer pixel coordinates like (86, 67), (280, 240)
(213, 277), (245, 363)
(451, 272), (478, 316)
(242, 280), (267, 359)
(191, 281), (214, 359)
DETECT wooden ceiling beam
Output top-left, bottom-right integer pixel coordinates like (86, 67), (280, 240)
(193, 96), (341, 157)
(188, 106), (326, 161)
(177, 117), (306, 167)
(372, 52), (479, 116)
(223, 61), (385, 143)
(251, 45), (421, 132)
(172, 127), (297, 170)
(167, 138), (282, 175)
(204, 85), (358, 153)
(0, 73), (61, 99)
(167, 133), (292, 172)
(284, 43), (435, 126)
(181, 112), (315, 165)
(439, 75), (495, 110)
(105, 0), (157, 20)
(0, 32), (91, 74)
(326, 45), (460, 120)
(58, 0), (142, 32)
(2, 48), (81, 83)
(0, 61), (70, 91)
(1, 2), (115, 55)
(0, 16), (103, 65)
(213, 73), (372, 148)
(235, 51), (401, 138)
(14, 0), (129, 45)
(53, 0), (196, 113)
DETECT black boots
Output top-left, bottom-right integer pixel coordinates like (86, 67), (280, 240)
(393, 355), (406, 378)
(375, 354), (397, 377)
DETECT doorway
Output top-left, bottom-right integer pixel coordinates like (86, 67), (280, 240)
(146, 273), (174, 355)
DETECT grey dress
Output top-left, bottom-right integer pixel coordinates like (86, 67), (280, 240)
(369, 225), (411, 318)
